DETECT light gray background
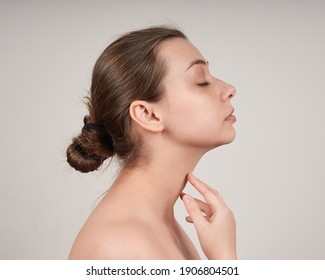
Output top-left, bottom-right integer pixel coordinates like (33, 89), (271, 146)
(1, 0), (324, 259)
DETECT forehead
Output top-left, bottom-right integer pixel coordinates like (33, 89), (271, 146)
(157, 38), (205, 75)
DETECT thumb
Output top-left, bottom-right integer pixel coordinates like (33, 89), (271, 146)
(182, 194), (207, 229)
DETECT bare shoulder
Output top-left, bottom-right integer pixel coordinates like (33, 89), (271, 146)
(69, 219), (168, 260)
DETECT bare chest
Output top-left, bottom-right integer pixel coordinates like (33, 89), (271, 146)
(153, 224), (200, 260)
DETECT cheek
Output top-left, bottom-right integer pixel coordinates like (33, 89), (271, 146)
(164, 95), (226, 145)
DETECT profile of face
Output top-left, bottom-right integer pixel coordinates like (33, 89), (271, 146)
(157, 38), (237, 151)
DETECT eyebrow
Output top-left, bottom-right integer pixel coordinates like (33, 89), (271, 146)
(185, 59), (209, 71)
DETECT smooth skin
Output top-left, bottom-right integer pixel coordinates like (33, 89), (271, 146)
(68, 38), (237, 260)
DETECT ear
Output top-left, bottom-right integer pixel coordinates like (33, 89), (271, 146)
(129, 100), (164, 133)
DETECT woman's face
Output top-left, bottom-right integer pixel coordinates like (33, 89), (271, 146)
(158, 38), (237, 150)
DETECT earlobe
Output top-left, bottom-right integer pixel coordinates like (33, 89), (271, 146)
(129, 100), (164, 133)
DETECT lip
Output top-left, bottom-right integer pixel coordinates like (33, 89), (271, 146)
(225, 108), (236, 122)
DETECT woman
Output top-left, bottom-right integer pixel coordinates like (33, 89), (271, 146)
(67, 26), (237, 259)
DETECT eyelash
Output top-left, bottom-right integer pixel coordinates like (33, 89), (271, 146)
(198, 82), (210, 87)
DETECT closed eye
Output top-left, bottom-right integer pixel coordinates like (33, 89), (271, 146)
(198, 82), (210, 87)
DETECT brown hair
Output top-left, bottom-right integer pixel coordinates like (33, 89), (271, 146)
(66, 26), (187, 173)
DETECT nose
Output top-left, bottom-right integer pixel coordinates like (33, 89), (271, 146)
(221, 82), (236, 102)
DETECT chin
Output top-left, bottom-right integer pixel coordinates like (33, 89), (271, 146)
(211, 129), (236, 149)
(225, 129), (236, 143)
(225, 129), (236, 144)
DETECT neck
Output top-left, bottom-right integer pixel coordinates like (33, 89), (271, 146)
(110, 145), (205, 222)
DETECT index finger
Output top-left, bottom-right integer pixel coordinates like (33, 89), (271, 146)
(187, 173), (225, 207)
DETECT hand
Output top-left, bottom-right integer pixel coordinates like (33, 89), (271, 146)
(181, 173), (237, 260)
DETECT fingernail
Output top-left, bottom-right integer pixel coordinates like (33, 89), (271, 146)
(188, 172), (196, 179)
(183, 194), (193, 204)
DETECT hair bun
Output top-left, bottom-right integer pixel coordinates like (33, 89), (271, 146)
(66, 116), (115, 173)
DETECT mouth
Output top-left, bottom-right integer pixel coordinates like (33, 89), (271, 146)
(225, 108), (236, 122)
